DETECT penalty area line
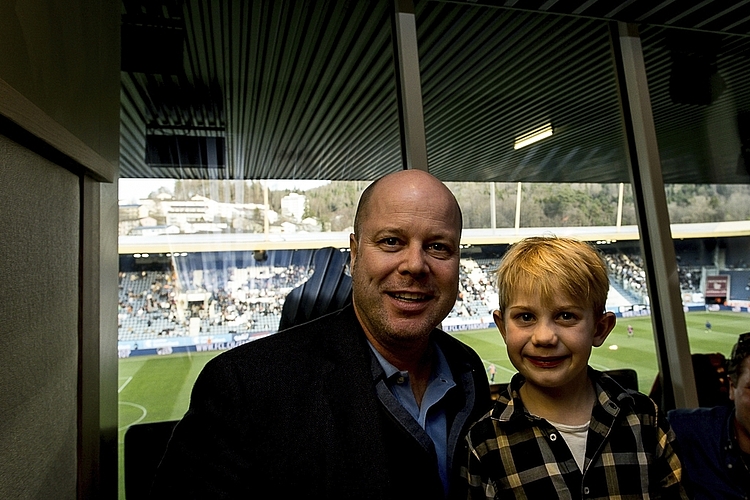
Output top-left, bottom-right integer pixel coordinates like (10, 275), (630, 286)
(118, 376), (133, 393)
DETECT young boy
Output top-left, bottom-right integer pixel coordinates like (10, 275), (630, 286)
(461, 236), (688, 499)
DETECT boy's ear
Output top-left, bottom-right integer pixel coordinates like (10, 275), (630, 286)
(592, 311), (616, 347)
(493, 309), (507, 341)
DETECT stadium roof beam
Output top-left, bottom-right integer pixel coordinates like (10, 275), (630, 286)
(118, 221), (750, 254)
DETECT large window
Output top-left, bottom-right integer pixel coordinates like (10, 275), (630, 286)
(116, 2), (750, 497)
(642, 24), (750, 406)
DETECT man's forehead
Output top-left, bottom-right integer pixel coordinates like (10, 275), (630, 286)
(363, 197), (459, 227)
(366, 220), (459, 238)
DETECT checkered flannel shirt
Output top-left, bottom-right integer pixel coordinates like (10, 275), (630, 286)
(460, 369), (688, 499)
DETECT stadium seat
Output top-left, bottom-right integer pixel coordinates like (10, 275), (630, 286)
(604, 368), (639, 391)
(489, 383), (508, 400)
(124, 420), (179, 499)
(649, 353), (730, 410)
(278, 247), (352, 330)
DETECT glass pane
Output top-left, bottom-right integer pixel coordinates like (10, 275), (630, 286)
(117, 179), (363, 497)
(116, 2), (750, 497)
(641, 24), (750, 407)
(417, 3), (657, 394)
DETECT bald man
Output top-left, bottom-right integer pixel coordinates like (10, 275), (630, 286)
(151, 170), (491, 499)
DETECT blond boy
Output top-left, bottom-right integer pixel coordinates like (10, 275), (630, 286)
(461, 236), (687, 499)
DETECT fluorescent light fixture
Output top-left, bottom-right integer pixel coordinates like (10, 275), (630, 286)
(513, 123), (553, 150)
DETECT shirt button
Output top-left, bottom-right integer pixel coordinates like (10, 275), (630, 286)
(396, 376), (405, 384)
(727, 463), (733, 469)
(583, 486), (590, 495)
(549, 433), (557, 441)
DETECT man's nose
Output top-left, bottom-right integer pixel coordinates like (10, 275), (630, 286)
(399, 244), (429, 276)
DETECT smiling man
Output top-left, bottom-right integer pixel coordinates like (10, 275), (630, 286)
(150, 169), (490, 499)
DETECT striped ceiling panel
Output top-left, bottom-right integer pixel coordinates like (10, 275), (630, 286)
(119, 0), (750, 183)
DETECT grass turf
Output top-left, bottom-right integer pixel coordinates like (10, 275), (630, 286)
(116, 310), (748, 498)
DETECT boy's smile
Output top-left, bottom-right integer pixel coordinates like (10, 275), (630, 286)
(527, 355), (566, 369)
(494, 289), (615, 399)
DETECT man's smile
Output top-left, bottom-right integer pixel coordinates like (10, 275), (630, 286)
(390, 291), (430, 301)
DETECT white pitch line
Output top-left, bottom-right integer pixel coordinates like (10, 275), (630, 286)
(118, 376), (133, 393)
(118, 401), (148, 431)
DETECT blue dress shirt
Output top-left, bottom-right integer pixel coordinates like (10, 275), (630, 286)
(369, 341), (456, 496)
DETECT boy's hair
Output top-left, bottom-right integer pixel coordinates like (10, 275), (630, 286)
(495, 236), (610, 316)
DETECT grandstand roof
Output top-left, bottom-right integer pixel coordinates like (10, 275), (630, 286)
(120, 1), (750, 186)
(119, 220), (750, 254)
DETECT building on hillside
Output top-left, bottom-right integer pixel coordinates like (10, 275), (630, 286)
(281, 193), (306, 222)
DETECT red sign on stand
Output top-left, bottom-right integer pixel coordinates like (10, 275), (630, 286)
(705, 275), (729, 298)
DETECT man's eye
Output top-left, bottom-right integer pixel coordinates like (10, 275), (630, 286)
(428, 242), (454, 256)
(382, 237), (399, 246)
(559, 312), (576, 321)
(519, 313), (534, 322)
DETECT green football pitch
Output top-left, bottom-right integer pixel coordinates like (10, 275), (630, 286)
(117, 310), (748, 498)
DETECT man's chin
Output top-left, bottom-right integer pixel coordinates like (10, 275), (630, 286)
(386, 317), (439, 340)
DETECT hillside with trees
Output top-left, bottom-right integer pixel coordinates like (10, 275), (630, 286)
(150, 180), (750, 232)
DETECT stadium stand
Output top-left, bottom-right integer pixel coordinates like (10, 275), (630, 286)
(118, 245), (736, 349)
(602, 251), (649, 304)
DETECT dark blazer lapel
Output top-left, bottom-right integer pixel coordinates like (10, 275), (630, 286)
(304, 307), (393, 496)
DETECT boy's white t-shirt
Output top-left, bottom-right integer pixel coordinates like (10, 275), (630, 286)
(546, 419), (590, 472)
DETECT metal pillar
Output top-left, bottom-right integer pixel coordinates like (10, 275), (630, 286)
(610, 22), (698, 409)
(391, 0), (428, 171)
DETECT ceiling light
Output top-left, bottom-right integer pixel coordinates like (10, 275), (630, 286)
(513, 123), (553, 150)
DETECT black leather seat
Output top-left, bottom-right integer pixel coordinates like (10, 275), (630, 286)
(604, 368), (639, 392)
(124, 420), (179, 499)
(649, 352), (730, 410)
(278, 247), (352, 331)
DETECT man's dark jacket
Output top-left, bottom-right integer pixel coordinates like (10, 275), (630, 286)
(150, 305), (491, 499)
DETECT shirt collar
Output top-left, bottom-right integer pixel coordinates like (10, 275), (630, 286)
(367, 338), (455, 386)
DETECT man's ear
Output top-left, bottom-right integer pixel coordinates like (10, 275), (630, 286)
(349, 233), (358, 269)
(592, 311), (617, 347)
(729, 378), (736, 402)
(493, 309), (507, 342)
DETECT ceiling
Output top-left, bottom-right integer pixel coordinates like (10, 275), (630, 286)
(119, 0), (750, 184)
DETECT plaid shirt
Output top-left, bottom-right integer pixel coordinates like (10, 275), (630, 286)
(461, 369), (688, 499)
